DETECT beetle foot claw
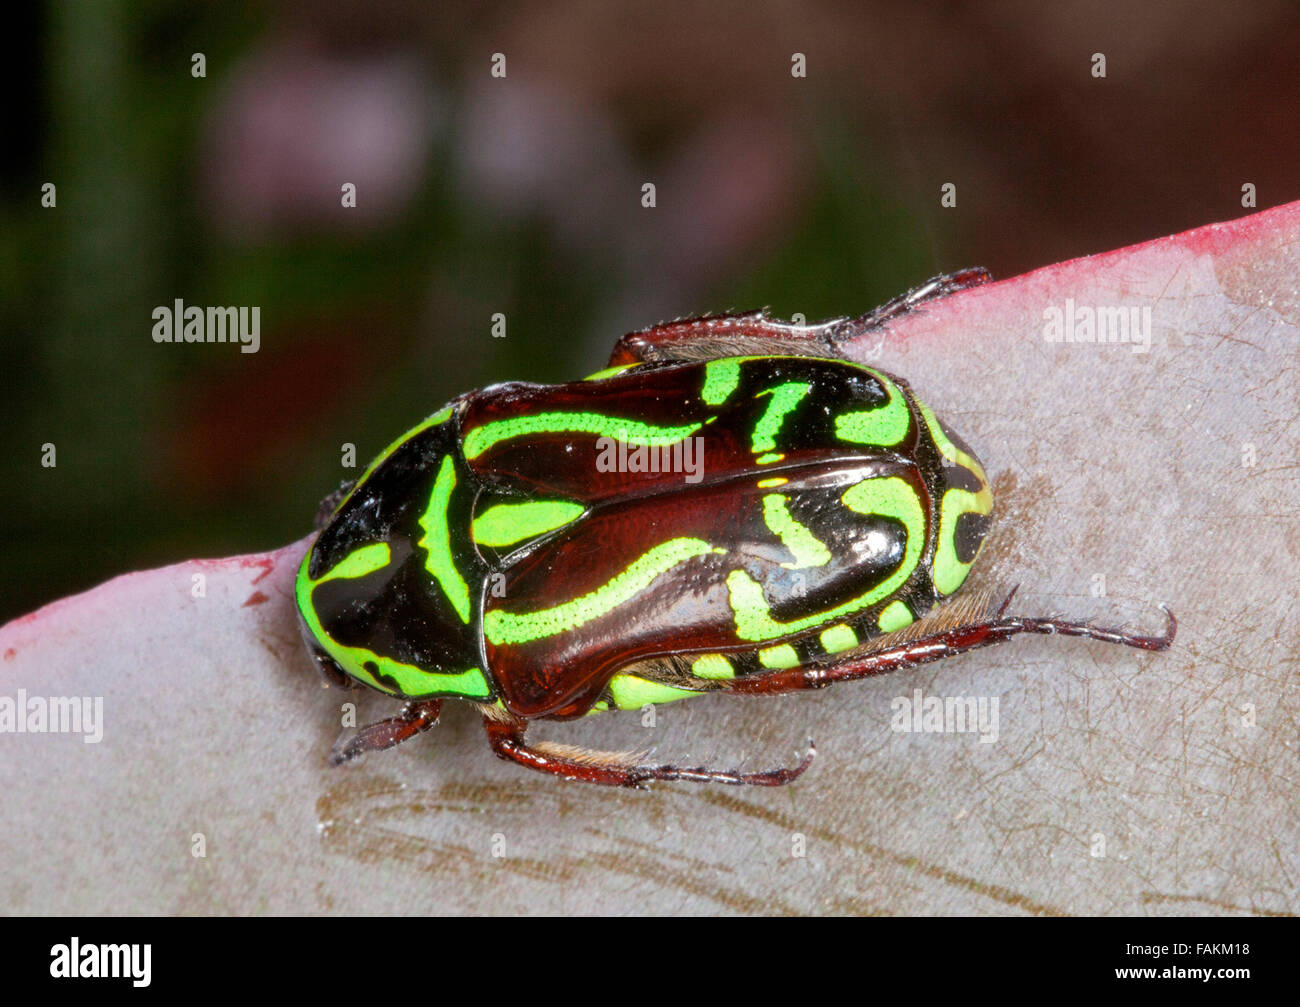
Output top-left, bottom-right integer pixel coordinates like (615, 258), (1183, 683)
(327, 699), (444, 766)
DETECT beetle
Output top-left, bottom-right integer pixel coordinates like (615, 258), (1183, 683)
(296, 268), (1175, 787)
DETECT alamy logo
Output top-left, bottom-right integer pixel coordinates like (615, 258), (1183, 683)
(595, 434), (705, 483)
(1042, 298), (1151, 354)
(890, 687), (999, 744)
(151, 299), (260, 353)
(0, 690), (103, 743)
(50, 939), (150, 987)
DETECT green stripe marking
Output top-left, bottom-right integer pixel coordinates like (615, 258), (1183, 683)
(472, 499), (585, 548)
(918, 399), (969, 466)
(582, 364), (638, 381)
(820, 624), (858, 653)
(418, 455), (471, 623)
(295, 544), (490, 699)
(464, 412), (703, 460)
(609, 675), (702, 709)
(691, 654), (736, 680)
(314, 541), (391, 581)
(752, 382), (810, 456)
(917, 400), (993, 595)
(484, 537), (726, 646)
(834, 370), (910, 447)
(762, 493), (832, 569)
(702, 359), (742, 405)
(933, 487), (989, 595)
(878, 599), (913, 632)
(727, 476), (925, 641)
(759, 644), (800, 669)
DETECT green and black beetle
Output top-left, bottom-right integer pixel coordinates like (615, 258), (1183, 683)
(296, 269), (1174, 786)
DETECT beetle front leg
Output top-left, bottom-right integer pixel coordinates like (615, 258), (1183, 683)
(838, 267), (992, 337)
(329, 698), (443, 765)
(727, 594), (1176, 697)
(607, 267), (991, 365)
(477, 707), (814, 787)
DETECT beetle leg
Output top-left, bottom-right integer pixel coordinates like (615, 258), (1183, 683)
(329, 699), (443, 765)
(726, 599), (1177, 697)
(606, 268), (992, 366)
(478, 710), (814, 787)
(835, 267), (992, 338)
(305, 642), (357, 690)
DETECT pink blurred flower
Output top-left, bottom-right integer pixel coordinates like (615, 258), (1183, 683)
(201, 38), (441, 237)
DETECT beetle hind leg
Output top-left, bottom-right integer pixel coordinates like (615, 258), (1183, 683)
(727, 589), (1176, 697)
(477, 707), (814, 787)
(329, 698), (443, 765)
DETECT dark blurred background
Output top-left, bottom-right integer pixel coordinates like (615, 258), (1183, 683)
(3, 1), (1297, 624)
